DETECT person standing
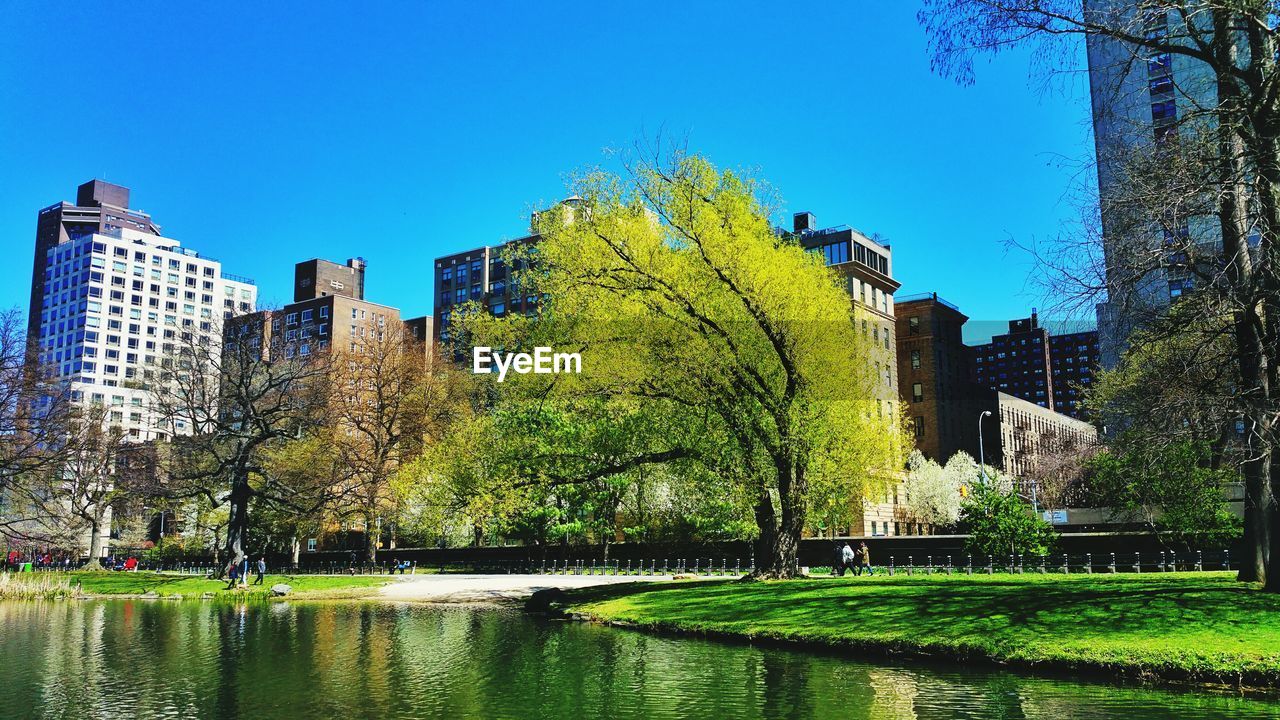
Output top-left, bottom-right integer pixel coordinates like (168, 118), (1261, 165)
(254, 557), (266, 585)
(239, 557), (251, 588)
(841, 543), (856, 577)
(858, 541), (873, 576)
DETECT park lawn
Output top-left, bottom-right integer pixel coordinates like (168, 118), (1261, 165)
(59, 571), (390, 599)
(562, 572), (1280, 689)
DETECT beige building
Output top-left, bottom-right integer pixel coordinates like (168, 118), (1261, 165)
(790, 212), (922, 537)
(977, 388), (1099, 489)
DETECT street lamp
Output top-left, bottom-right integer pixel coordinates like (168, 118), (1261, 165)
(977, 410), (993, 484)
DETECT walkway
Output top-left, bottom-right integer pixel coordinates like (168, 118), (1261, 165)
(378, 573), (675, 603)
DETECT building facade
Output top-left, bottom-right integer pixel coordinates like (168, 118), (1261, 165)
(969, 313), (1055, 411)
(969, 312), (1099, 422)
(894, 292), (978, 463)
(1048, 330), (1101, 419)
(975, 389), (1100, 494)
(430, 202), (579, 346)
(31, 181), (257, 441)
(227, 257), (419, 362)
(790, 211), (914, 536)
(1086, 1), (1221, 368)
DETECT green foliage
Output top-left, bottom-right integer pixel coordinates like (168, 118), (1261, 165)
(425, 153), (902, 571)
(960, 481), (1056, 557)
(1086, 438), (1241, 548)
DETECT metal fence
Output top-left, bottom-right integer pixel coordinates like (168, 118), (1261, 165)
(16, 549), (1234, 578)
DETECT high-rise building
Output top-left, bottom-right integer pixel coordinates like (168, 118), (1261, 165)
(431, 199), (582, 346)
(790, 212), (900, 423)
(1049, 330), (1101, 419)
(31, 181), (257, 441)
(226, 257), (426, 362)
(968, 312), (1099, 422)
(1086, 1), (1220, 368)
(969, 313), (1055, 411)
(894, 292), (978, 462)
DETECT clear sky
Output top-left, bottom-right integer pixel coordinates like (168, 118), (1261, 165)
(0, 2), (1096, 343)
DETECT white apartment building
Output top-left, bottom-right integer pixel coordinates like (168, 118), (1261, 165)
(36, 226), (257, 441)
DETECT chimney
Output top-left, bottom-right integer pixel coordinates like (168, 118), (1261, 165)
(793, 211), (817, 234)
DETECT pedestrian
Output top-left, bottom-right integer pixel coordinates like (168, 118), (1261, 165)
(841, 543), (856, 577)
(348, 551), (357, 576)
(239, 557), (251, 587)
(225, 562), (239, 590)
(833, 541), (846, 576)
(254, 556), (266, 585)
(858, 541), (873, 576)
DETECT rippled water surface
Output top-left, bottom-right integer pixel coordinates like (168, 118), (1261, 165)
(0, 600), (1275, 719)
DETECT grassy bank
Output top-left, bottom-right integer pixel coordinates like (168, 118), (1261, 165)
(560, 572), (1280, 690)
(3, 571), (390, 600)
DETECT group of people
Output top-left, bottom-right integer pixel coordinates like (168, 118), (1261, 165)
(6, 551), (78, 571)
(835, 541), (874, 576)
(104, 555), (139, 572)
(224, 556), (268, 589)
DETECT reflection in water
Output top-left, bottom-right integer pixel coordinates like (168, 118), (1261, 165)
(0, 601), (1273, 720)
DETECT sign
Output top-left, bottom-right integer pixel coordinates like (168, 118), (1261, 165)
(1042, 510), (1069, 525)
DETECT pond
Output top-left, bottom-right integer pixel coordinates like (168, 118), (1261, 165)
(0, 600), (1273, 719)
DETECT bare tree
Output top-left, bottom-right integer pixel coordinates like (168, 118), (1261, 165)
(152, 316), (329, 578)
(0, 307), (78, 547)
(920, 0), (1280, 589)
(327, 324), (469, 561)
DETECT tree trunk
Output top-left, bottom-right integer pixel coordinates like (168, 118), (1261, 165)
(82, 519), (105, 571)
(290, 536), (301, 568)
(219, 471), (251, 579)
(751, 458), (807, 579)
(365, 512), (378, 563)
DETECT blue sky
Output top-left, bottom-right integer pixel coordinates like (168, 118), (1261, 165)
(0, 2), (1095, 343)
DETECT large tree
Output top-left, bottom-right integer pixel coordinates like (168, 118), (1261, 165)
(0, 307), (75, 546)
(920, 0), (1280, 589)
(445, 152), (903, 577)
(327, 326), (469, 561)
(152, 317), (329, 578)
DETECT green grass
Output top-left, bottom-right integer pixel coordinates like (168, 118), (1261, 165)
(16, 571), (391, 600)
(561, 572), (1280, 689)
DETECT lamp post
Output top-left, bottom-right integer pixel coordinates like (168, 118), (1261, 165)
(977, 410), (993, 484)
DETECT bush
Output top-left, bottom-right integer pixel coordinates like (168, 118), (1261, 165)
(960, 482), (1056, 557)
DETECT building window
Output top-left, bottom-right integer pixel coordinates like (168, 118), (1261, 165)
(910, 350), (920, 370)
(913, 416), (924, 438)
(908, 316), (919, 335)
(912, 383), (923, 402)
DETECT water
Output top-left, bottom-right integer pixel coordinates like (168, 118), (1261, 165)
(0, 600), (1275, 719)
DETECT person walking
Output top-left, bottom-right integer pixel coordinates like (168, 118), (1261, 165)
(239, 557), (251, 588)
(858, 541), (873, 576)
(841, 543), (856, 577)
(833, 542), (847, 576)
(225, 562), (239, 590)
(254, 557), (266, 585)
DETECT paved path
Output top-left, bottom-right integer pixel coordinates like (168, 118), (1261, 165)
(377, 573), (674, 603)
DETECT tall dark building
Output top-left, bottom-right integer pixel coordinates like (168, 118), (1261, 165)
(30, 180), (161, 343)
(1049, 330), (1101, 420)
(894, 292), (978, 462)
(969, 312), (1055, 411)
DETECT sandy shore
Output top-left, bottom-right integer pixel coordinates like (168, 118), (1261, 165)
(377, 573), (674, 603)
